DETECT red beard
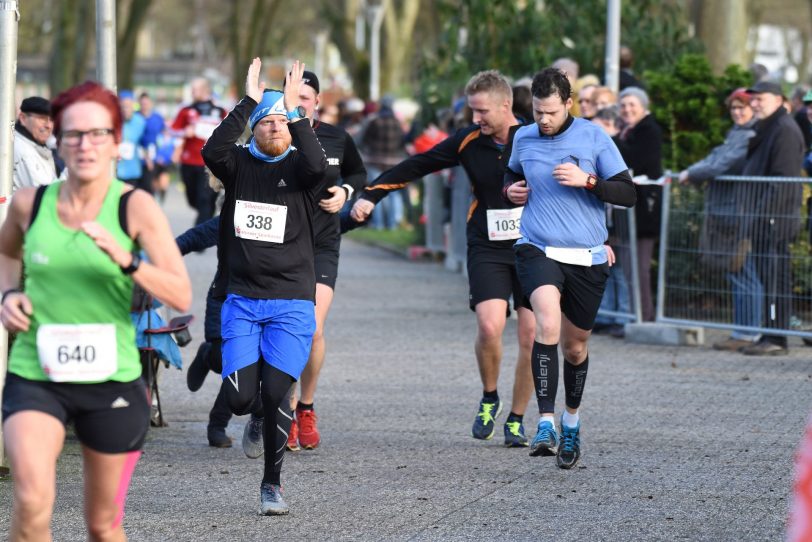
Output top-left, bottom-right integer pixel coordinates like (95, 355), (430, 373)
(257, 138), (290, 156)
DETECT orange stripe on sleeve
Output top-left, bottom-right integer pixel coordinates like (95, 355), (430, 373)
(457, 129), (481, 154)
(365, 183), (410, 192)
(467, 199), (478, 222)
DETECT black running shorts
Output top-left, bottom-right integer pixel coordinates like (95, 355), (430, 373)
(514, 242), (610, 331)
(314, 237), (340, 290)
(2, 373), (150, 454)
(467, 243), (531, 313)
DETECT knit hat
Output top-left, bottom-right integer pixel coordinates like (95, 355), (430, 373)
(249, 89), (286, 130)
(302, 71), (320, 94)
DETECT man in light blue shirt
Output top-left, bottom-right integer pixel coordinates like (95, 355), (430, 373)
(504, 68), (636, 469)
(117, 90), (147, 190)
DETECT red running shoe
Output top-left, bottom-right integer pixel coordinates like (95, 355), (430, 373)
(297, 408), (320, 449)
(286, 418), (300, 451)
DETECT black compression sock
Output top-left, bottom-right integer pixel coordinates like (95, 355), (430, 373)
(296, 401), (314, 411)
(263, 471), (282, 485)
(531, 342), (558, 414)
(483, 389), (499, 402)
(563, 356), (589, 410)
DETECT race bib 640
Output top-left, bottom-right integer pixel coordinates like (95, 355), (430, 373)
(37, 323), (117, 382)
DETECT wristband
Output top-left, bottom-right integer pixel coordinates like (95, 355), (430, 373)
(341, 184), (354, 200)
(1, 288), (23, 304)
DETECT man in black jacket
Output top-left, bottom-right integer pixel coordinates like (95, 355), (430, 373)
(201, 58), (326, 515)
(284, 71), (367, 451)
(740, 81), (805, 356)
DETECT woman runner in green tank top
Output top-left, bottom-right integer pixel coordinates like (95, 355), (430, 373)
(0, 82), (191, 541)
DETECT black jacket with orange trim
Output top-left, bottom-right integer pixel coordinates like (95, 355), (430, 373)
(360, 123), (525, 249)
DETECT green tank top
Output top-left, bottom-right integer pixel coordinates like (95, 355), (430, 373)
(9, 180), (140, 382)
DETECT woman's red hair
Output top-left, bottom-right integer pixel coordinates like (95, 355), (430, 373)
(51, 81), (123, 142)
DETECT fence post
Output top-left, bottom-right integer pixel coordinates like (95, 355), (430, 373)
(95, 0), (117, 91)
(655, 180), (672, 321)
(0, 0), (19, 471)
(445, 166), (470, 273)
(423, 172), (444, 254)
(627, 206), (644, 323)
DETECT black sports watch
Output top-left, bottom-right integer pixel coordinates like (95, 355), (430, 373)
(286, 105), (306, 121)
(121, 251), (142, 275)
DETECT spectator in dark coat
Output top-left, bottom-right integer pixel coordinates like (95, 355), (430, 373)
(619, 46), (644, 90)
(361, 96), (407, 229)
(738, 81), (805, 356)
(615, 86), (662, 321)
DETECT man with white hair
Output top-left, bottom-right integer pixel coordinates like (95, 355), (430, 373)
(201, 58), (326, 515)
(12, 96), (56, 191)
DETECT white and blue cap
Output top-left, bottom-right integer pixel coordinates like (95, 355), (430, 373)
(249, 89), (286, 130)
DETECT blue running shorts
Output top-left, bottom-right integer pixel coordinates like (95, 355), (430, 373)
(220, 294), (316, 380)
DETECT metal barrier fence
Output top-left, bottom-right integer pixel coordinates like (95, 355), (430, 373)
(656, 175), (812, 339)
(595, 205), (642, 325)
(444, 165), (472, 273)
(422, 171), (446, 254)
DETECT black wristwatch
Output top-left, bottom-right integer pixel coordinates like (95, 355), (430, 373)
(120, 251), (142, 275)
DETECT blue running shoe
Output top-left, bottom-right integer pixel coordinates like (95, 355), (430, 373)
(504, 420), (529, 447)
(557, 419), (581, 469)
(472, 398), (502, 440)
(529, 419), (558, 456)
(259, 482), (289, 515)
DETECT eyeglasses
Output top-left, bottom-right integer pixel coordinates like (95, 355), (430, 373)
(60, 128), (115, 147)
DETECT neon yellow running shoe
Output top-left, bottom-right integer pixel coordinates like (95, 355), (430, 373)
(472, 398), (502, 440)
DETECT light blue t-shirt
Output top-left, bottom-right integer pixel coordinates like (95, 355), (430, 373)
(117, 114), (147, 180)
(508, 117), (628, 264)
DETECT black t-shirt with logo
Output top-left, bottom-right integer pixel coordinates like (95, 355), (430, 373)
(202, 96), (327, 301)
(312, 121), (367, 246)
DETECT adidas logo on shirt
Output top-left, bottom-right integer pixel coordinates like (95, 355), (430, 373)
(111, 397), (130, 409)
(278, 179), (287, 188)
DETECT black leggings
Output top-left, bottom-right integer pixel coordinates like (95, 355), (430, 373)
(224, 361), (294, 484)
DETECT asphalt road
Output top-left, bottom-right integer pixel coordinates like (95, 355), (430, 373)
(1, 185), (810, 541)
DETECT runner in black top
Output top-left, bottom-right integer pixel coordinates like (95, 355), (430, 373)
(201, 58), (326, 516)
(285, 71), (368, 450)
(351, 70), (536, 447)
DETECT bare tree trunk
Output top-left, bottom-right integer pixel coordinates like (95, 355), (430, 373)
(72, 0), (95, 84)
(320, 0), (369, 98)
(697, 0), (751, 73)
(230, 0), (283, 93)
(382, 0), (421, 93)
(48, 0), (82, 96)
(117, 0), (154, 90)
